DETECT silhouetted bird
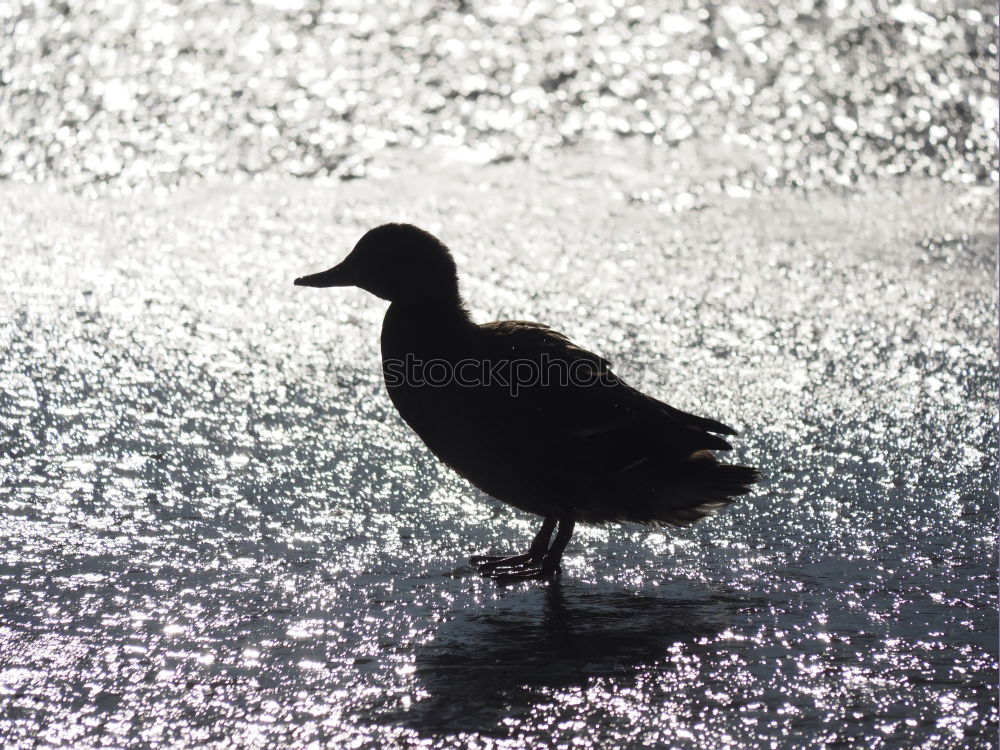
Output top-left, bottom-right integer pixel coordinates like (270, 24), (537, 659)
(294, 224), (759, 582)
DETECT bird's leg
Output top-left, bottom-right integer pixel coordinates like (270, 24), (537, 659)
(488, 517), (576, 583)
(471, 518), (556, 572)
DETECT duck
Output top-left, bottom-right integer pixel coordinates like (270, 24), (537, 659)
(294, 223), (759, 583)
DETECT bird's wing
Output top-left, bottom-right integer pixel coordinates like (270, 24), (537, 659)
(475, 321), (734, 477)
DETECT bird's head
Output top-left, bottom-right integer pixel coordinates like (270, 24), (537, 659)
(294, 223), (461, 305)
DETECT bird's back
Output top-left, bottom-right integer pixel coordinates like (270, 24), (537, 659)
(381, 306), (758, 525)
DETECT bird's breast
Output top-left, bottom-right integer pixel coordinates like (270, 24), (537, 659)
(379, 303), (481, 443)
(378, 304), (546, 503)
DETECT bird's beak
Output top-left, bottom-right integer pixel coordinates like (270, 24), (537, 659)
(294, 260), (354, 288)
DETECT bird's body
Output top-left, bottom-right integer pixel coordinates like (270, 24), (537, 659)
(380, 305), (561, 518)
(295, 223), (759, 581)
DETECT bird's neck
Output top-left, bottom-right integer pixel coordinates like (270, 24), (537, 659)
(385, 306), (471, 342)
(381, 298), (473, 364)
(387, 293), (471, 323)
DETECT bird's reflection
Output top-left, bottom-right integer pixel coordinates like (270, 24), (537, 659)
(393, 581), (734, 734)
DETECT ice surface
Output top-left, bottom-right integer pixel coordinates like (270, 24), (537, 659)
(0, 170), (996, 747)
(0, 0), (996, 745)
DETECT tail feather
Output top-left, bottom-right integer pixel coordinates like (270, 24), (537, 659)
(606, 451), (759, 527)
(662, 456), (758, 526)
(662, 404), (739, 436)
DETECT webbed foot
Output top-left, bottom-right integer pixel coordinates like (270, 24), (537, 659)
(469, 517), (573, 584)
(470, 552), (540, 573)
(486, 564), (562, 584)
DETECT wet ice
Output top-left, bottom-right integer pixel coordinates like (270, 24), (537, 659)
(1, 174), (996, 747)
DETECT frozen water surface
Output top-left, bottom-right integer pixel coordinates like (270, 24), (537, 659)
(0, 171), (995, 748)
(1, 0), (997, 746)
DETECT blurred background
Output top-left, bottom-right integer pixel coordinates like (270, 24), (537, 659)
(2, 0), (996, 193)
(0, 2), (997, 749)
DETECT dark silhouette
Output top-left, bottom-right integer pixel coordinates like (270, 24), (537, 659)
(294, 223), (758, 582)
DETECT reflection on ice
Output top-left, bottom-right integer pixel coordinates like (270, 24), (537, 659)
(400, 584), (730, 734)
(0, 170), (995, 746)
